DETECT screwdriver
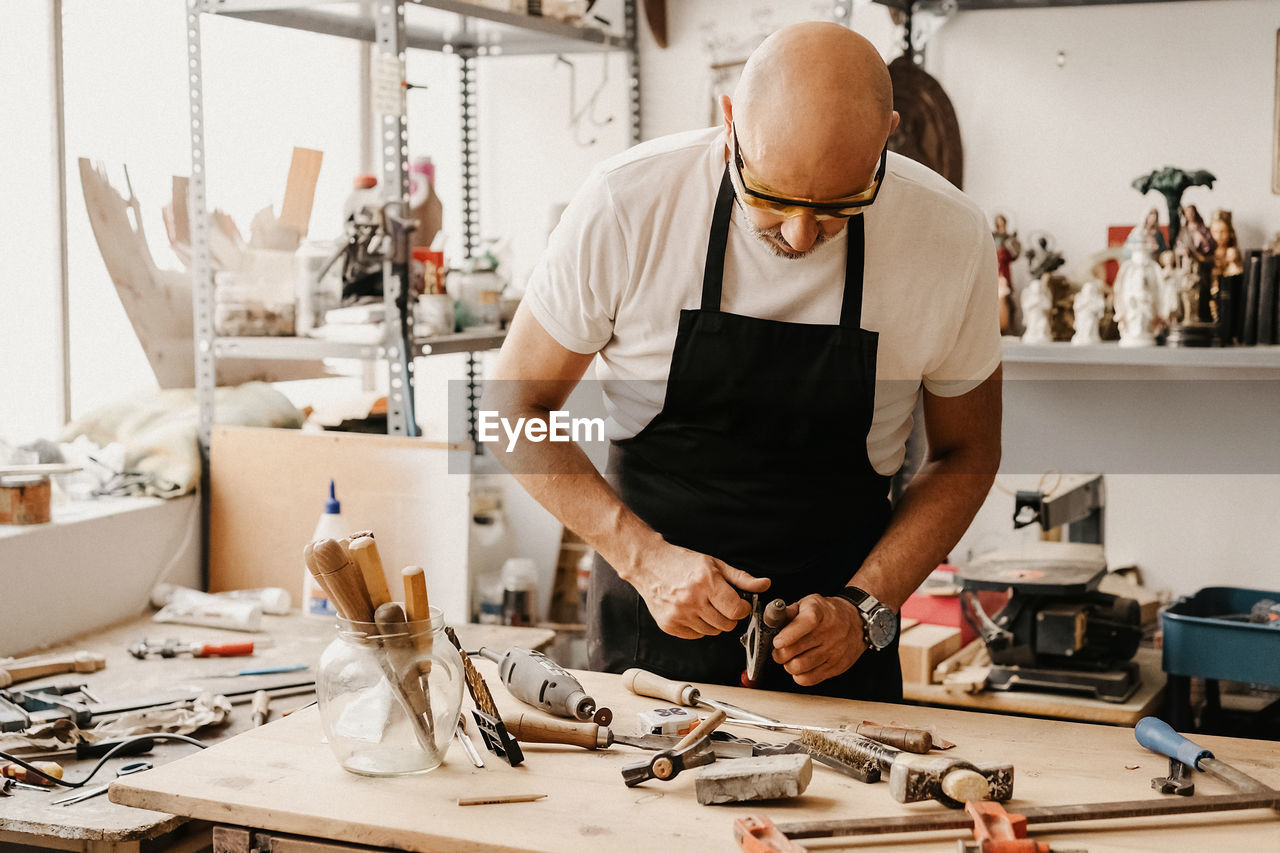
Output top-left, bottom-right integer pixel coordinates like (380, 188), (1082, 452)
(16, 737), (155, 761)
(475, 646), (609, 724)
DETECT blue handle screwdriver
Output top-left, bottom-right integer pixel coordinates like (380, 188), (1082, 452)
(1135, 717), (1278, 800)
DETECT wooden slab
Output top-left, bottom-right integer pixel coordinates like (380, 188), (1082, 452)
(111, 667), (1280, 853)
(210, 427), (473, 621)
(279, 147), (324, 237)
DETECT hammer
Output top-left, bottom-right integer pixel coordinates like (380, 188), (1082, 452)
(800, 729), (1013, 808)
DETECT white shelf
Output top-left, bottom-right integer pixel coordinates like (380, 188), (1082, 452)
(205, 0), (630, 55)
(214, 328), (506, 360)
(1003, 339), (1280, 370)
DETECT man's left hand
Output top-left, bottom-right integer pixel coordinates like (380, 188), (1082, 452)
(771, 594), (866, 686)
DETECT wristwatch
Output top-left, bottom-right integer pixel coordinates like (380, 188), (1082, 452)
(833, 586), (897, 652)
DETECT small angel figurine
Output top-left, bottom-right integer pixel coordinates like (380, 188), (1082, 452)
(1072, 280), (1105, 345)
(1020, 276), (1053, 344)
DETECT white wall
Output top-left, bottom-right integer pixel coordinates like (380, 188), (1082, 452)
(0, 2), (62, 445)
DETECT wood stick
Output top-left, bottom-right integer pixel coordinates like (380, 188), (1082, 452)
(457, 794), (547, 806)
(307, 539), (373, 622)
(348, 536), (392, 609)
(402, 565), (434, 665)
(0, 652), (106, 688)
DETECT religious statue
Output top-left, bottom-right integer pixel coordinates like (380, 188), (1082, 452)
(1113, 247), (1161, 347)
(1209, 209), (1244, 340)
(1025, 233), (1065, 280)
(1072, 280), (1105, 345)
(1173, 203), (1218, 328)
(1020, 276), (1053, 344)
(1131, 166), (1216, 249)
(993, 213), (1021, 334)
(1123, 207), (1168, 260)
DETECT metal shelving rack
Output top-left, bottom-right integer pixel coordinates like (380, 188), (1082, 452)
(185, 0), (639, 453)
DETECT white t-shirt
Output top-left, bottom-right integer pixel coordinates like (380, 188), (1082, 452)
(525, 127), (1000, 476)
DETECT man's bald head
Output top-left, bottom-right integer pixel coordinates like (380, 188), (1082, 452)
(725, 23), (895, 202)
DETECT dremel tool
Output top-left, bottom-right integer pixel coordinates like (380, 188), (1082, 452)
(476, 646), (611, 725)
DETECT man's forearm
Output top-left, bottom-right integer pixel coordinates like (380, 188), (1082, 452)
(848, 449), (996, 611)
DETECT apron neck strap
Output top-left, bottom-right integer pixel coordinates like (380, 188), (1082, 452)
(703, 166), (866, 329)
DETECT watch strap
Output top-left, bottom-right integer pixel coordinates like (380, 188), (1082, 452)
(832, 587), (875, 651)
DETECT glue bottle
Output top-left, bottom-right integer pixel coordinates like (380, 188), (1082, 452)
(303, 479), (344, 618)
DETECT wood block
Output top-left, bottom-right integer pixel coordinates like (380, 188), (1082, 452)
(898, 624), (962, 685)
(210, 427), (471, 621)
(279, 147), (324, 237)
(0, 479), (51, 525)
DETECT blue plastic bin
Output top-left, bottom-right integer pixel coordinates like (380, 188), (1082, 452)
(1161, 586), (1280, 686)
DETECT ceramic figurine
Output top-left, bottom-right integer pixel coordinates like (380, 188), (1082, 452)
(1072, 280), (1105, 345)
(992, 213), (1021, 333)
(1123, 207), (1168, 260)
(1173, 204), (1217, 326)
(1020, 276), (1053, 344)
(1113, 248), (1162, 347)
(1131, 166), (1216, 250)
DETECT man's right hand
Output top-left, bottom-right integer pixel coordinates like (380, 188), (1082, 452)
(624, 541), (770, 640)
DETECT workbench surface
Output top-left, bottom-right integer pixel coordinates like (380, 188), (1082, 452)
(110, 665), (1280, 853)
(0, 613), (554, 851)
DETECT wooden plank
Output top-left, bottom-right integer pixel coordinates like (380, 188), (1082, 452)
(171, 175), (191, 246)
(111, 667), (1280, 853)
(898, 624), (963, 685)
(278, 147), (324, 237)
(903, 646), (1167, 726)
(210, 427), (473, 622)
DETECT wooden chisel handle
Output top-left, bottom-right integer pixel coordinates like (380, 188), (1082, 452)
(307, 538), (374, 622)
(855, 724), (933, 754)
(621, 668), (699, 707)
(349, 535), (392, 609)
(675, 708), (727, 751)
(505, 713), (612, 750)
(1, 761), (63, 785)
(402, 566), (434, 657)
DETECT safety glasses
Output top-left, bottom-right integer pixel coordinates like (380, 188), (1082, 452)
(728, 121), (886, 220)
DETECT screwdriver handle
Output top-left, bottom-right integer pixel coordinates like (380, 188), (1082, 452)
(196, 642), (255, 657)
(622, 668), (699, 707)
(504, 712), (611, 749)
(1135, 717), (1212, 770)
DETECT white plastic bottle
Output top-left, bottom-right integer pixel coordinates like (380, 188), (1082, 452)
(303, 479), (345, 618)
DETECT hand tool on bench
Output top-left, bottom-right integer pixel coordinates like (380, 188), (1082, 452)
(51, 760), (153, 805)
(621, 708), (726, 786)
(505, 712), (614, 749)
(2, 760), (64, 786)
(476, 645), (610, 724)
(128, 639), (255, 659)
(454, 714), (485, 767)
(0, 651), (106, 688)
(15, 737), (155, 761)
(740, 596), (795, 687)
(373, 602), (439, 760)
(621, 667), (933, 752)
(798, 729), (1013, 807)
(1135, 716), (1280, 803)
(444, 626), (523, 766)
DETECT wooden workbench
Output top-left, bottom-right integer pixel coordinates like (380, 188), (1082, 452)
(903, 646), (1167, 726)
(110, 664), (1280, 853)
(0, 613), (555, 852)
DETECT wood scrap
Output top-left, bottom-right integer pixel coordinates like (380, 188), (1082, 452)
(278, 147), (323, 238)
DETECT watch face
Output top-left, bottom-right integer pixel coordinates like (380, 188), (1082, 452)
(866, 608), (896, 649)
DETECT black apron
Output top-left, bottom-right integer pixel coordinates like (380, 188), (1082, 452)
(587, 168), (902, 702)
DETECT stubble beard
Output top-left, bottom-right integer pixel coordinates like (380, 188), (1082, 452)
(738, 205), (829, 261)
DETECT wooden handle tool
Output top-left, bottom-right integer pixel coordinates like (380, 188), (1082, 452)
(621, 668), (699, 706)
(374, 602), (439, 758)
(0, 651), (106, 688)
(854, 723), (932, 754)
(1, 761), (63, 786)
(504, 713), (612, 750)
(675, 708), (727, 752)
(306, 539), (374, 622)
(402, 566), (434, 665)
(349, 535), (392, 610)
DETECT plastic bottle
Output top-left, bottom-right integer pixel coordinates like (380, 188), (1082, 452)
(409, 157), (444, 252)
(500, 557), (539, 627)
(303, 479), (344, 618)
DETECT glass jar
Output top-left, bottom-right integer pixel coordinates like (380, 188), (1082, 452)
(316, 608), (464, 776)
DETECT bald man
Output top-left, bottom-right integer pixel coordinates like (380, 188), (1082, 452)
(484, 23), (1001, 701)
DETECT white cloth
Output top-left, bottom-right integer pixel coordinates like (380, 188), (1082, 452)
(525, 127), (1000, 476)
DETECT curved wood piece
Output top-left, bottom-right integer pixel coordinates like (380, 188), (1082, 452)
(643, 0), (667, 49)
(887, 56), (964, 190)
